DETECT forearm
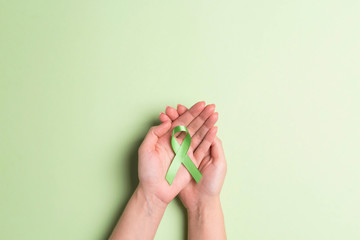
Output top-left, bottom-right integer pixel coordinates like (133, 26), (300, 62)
(109, 184), (167, 240)
(187, 196), (226, 240)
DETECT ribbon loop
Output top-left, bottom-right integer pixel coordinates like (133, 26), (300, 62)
(165, 125), (202, 185)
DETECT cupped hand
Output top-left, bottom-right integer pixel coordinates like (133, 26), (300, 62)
(138, 102), (218, 205)
(160, 104), (227, 211)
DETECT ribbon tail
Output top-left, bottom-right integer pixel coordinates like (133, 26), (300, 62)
(182, 155), (202, 183)
(165, 156), (182, 185)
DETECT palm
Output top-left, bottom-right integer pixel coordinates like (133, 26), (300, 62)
(179, 148), (225, 209)
(139, 131), (199, 203)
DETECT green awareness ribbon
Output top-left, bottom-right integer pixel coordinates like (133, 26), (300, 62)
(165, 125), (202, 185)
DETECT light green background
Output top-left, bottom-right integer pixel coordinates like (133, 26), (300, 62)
(1, 1), (359, 239)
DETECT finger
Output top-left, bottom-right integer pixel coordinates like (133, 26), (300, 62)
(165, 106), (179, 121)
(164, 104), (187, 138)
(177, 104), (188, 115)
(140, 121), (171, 152)
(211, 136), (226, 168)
(172, 101), (205, 128)
(194, 126), (217, 161)
(163, 104), (187, 122)
(172, 101), (205, 139)
(159, 112), (171, 123)
(186, 104), (215, 137)
(197, 147), (211, 170)
(198, 154), (212, 172)
(191, 112), (218, 150)
(176, 104), (215, 145)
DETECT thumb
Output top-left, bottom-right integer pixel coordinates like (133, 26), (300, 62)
(211, 137), (226, 167)
(140, 121), (171, 151)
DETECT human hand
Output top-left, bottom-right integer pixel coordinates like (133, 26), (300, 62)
(138, 101), (218, 205)
(110, 102), (223, 240)
(159, 104), (227, 211)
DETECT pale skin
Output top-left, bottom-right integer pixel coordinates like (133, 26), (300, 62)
(109, 102), (227, 240)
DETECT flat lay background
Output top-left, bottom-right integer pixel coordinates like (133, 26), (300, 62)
(1, 1), (359, 239)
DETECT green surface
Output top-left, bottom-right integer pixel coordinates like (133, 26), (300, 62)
(1, 1), (360, 239)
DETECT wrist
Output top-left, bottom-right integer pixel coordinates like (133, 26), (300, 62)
(187, 195), (221, 216)
(187, 195), (226, 240)
(136, 184), (168, 213)
(109, 184), (168, 239)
